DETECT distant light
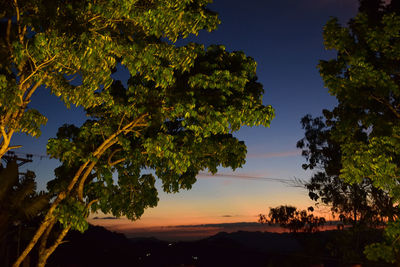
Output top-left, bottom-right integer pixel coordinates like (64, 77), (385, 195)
(146, 253), (151, 257)
(192, 256), (198, 260)
(168, 243), (173, 246)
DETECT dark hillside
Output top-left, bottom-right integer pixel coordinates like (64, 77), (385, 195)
(48, 225), (393, 267)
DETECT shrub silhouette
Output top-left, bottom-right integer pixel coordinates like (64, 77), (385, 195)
(259, 205), (325, 233)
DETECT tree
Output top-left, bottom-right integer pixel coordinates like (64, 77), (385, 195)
(0, 155), (49, 266)
(259, 205), (326, 233)
(297, 114), (399, 226)
(3, 2), (275, 266)
(0, 0), (220, 159)
(318, 0), (400, 263)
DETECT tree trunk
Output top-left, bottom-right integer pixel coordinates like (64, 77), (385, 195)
(13, 115), (146, 266)
(37, 226), (70, 267)
(12, 218), (52, 267)
(0, 130), (12, 160)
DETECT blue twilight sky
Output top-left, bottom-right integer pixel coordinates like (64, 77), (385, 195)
(11, 0), (360, 227)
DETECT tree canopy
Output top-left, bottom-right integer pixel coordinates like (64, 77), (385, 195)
(0, 156), (48, 267)
(259, 205), (326, 233)
(1, 1), (274, 266)
(318, 0), (400, 263)
(0, 0), (220, 158)
(297, 114), (398, 226)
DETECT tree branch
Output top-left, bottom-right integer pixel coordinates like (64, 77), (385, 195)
(12, 0), (23, 44)
(12, 160), (90, 266)
(38, 218), (56, 257)
(6, 19), (12, 49)
(23, 79), (43, 106)
(14, 114), (149, 265)
(20, 55), (56, 87)
(7, 145), (22, 151)
(12, 216), (54, 267)
(77, 160), (98, 201)
(370, 94), (400, 120)
(107, 148), (123, 166)
(77, 113), (148, 200)
(37, 226), (71, 267)
(86, 199), (98, 210)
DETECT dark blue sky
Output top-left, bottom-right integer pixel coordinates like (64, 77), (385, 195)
(12, 0), (359, 225)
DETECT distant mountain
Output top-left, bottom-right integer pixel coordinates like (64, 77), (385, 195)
(48, 224), (392, 267)
(205, 231), (301, 253)
(171, 222), (261, 228)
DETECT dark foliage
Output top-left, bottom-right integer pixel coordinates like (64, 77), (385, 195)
(259, 205), (326, 233)
(297, 114), (399, 226)
(0, 157), (49, 267)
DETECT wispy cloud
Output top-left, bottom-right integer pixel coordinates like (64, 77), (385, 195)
(197, 172), (294, 183)
(92, 216), (118, 220)
(246, 150), (300, 159)
(170, 222), (260, 228)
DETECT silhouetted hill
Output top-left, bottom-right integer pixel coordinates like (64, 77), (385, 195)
(47, 225), (144, 267)
(48, 225), (393, 267)
(206, 231), (301, 253)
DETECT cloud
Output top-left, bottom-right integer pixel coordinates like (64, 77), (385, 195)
(92, 216), (118, 220)
(168, 222), (260, 228)
(222, 215), (233, 218)
(197, 172), (293, 183)
(246, 150), (300, 159)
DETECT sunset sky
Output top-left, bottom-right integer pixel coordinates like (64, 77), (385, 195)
(12, 0), (361, 234)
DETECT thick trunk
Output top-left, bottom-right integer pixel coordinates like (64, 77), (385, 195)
(37, 226), (70, 267)
(12, 218), (52, 267)
(13, 115), (147, 266)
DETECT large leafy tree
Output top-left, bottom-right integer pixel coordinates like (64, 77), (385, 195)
(32, 46), (273, 267)
(297, 114), (398, 226)
(318, 0), (400, 263)
(2, 1), (275, 266)
(0, 0), (219, 159)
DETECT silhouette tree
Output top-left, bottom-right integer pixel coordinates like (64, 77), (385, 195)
(259, 205), (326, 233)
(297, 114), (399, 226)
(7, 3), (275, 265)
(0, 155), (49, 266)
(317, 0), (400, 263)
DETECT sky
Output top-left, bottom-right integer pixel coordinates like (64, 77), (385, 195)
(10, 0), (361, 236)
